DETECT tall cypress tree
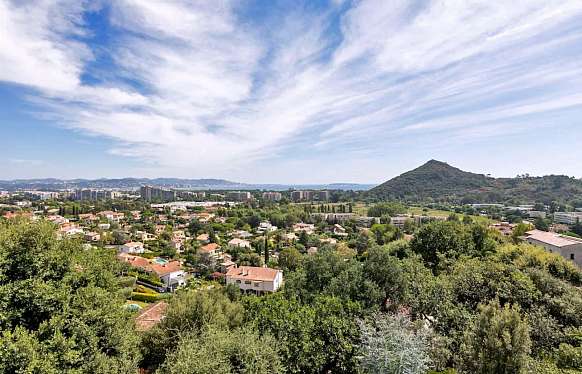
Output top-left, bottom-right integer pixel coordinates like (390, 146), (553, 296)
(264, 234), (269, 265)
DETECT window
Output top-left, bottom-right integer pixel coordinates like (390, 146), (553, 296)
(571, 253), (575, 260)
(254, 282), (260, 287)
(245, 280), (251, 285)
(236, 280), (241, 284)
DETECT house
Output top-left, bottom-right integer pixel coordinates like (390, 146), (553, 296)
(333, 224), (348, 237)
(194, 212), (214, 223)
(220, 253), (237, 273)
(118, 254), (185, 291)
(293, 223), (315, 234)
(135, 301), (168, 331)
(524, 230), (582, 266)
(58, 223), (84, 237)
(84, 232), (101, 242)
(121, 241), (145, 254)
(198, 243), (221, 263)
(231, 230), (253, 239)
(225, 266), (283, 294)
(98, 223), (111, 230)
(490, 222), (517, 236)
(98, 211), (124, 222)
(196, 233), (210, 243)
(228, 238), (251, 248)
(171, 239), (184, 252)
(150, 261), (186, 291)
(78, 213), (98, 222)
(47, 215), (69, 225)
(135, 230), (156, 242)
(257, 221), (277, 233)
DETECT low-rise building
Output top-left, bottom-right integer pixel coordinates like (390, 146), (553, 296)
(118, 254), (185, 291)
(84, 232), (101, 242)
(490, 222), (517, 236)
(228, 238), (251, 248)
(293, 223), (315, 234)
(121, 241), (145, 254)
(554, 212), (582, 225)
(524, 230), (582, 266)
(257, 221), (277, 233)
(225, 266), (283, 294)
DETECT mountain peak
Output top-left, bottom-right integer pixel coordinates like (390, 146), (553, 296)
(369, 160), (491, 201)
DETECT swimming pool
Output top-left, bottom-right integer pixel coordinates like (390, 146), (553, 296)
(152, 258), (168, 265)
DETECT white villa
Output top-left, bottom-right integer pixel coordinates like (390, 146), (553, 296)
(225, 266), (283, 295)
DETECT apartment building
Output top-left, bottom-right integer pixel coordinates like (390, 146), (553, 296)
(554, 212), (582, 225)
(262, 191), (282, 201)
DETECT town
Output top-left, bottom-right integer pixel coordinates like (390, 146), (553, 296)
(2, 1), (582, 372)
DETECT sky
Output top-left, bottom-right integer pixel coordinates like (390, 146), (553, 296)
(1, 0), (582, 184)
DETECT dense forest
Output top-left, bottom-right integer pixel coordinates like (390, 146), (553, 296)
(1, 219), (582, 373)
(368, 160), (582, 206)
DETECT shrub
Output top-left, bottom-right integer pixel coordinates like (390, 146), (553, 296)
(130, 292), (169, 303)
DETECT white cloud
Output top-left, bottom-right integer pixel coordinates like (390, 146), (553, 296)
(1, 0), (582, 180)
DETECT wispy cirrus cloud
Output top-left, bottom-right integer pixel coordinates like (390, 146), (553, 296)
(1, 0), (582, 181)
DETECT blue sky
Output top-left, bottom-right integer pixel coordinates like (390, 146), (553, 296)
(1, 0), (582, 184)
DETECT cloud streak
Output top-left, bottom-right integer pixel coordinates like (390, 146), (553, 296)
(1, 0), (582, 180)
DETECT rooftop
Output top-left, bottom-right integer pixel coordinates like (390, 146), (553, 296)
(525, 230), (582, 247)
(226, 266), (280, 282)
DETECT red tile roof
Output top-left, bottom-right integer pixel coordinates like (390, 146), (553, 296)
(199, 243), (220, 253)
(226, 266), (280, 282)
(135, 301), (168, 331)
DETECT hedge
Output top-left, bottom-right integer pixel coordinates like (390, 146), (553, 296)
(130, 292), (170, 303)
(137, 274), (163, 287)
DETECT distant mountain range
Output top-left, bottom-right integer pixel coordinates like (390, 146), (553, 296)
(368, 160), (582, 205)
(0, 178), (374, 192)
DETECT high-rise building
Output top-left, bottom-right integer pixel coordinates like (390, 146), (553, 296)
(74, 189), (118, 201)
(226, 191), (252, 202)
(262, 192), (282, 201)
(291, 190), (329, 202)
(140, 186), (177, 202)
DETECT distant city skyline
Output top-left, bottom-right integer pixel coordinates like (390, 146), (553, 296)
(1, 1), (582, 183)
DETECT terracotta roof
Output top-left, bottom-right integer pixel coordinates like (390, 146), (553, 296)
(199, 243), (220, 253)
(226, 266), (280, 282)
(118, 253), (150, 269)
(525, 230), (582, 247)
(118, 254), (182, 276)
(135, 301), (168, 331)
(150, 261), (183, 276)
(196, 233), (209, 241)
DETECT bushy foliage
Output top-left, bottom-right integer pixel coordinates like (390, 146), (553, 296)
(0, 220), (140, 373)
(358, 313), (432, 374)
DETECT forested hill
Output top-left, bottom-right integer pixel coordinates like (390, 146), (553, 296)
(368, 160), (582, 205)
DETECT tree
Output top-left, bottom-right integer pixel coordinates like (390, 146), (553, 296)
(157, 326), (283, 374)
(534, 217), (550, 232)
(244, 293), (361, 374)
(459, 300), (531, 374)
(278, 247), (302, 272)
(112, 229), (128, 244)
(0, 220), (140, 373)
(358, 313), (431, 374)
(410, 221), (476, 272)
(141, 288), (244, 370)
